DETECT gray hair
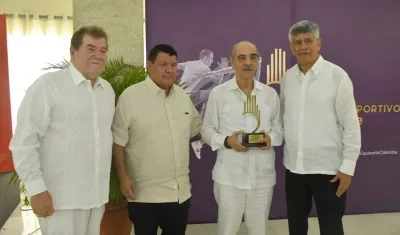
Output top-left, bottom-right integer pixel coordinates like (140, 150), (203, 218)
(288, 20), (320, 43)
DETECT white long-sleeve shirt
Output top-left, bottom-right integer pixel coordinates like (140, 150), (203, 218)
(201, 77), (283, 189)
(9, 64), (115, 210)
(280, 55), (361, 176)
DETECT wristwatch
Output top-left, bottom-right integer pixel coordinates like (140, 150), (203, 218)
(224, 136), (232, 149)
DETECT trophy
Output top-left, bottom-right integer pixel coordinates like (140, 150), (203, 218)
(241, 95), (266, 147)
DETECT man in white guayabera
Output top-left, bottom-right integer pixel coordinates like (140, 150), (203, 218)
(281, 20), (361, 235)
(9, 25), (115, 235)
(201, 41), (283, 235)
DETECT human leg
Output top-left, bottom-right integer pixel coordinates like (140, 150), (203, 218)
(38, 209), (91, 235)
(214, 182), (247, 235)
(243, 186), (274, 235)
(127, 202), (161, 235)
(310, 174), (346, 235)
(159, 199), (191, 235)
(285, 169), (313, 235)
(86, 205), (105, 235)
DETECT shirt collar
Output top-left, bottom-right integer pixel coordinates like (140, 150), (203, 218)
(226, 76), (264, 91)
(145, 76), (175, 95)
(68, 63), (105, 88)
(296, 55), (325, 76)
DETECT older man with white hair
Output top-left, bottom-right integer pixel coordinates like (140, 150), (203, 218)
(201, 41), (283, 235)
(280, 20), (361, 235)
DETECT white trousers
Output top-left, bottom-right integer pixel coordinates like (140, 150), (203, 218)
(214, 182), (274, 235)
(38, 205), (105, 235)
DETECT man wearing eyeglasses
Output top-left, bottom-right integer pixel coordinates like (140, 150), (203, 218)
(201, 41), (283, 235)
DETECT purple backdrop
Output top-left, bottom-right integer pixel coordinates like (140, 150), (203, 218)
(146, 0), (400, 223)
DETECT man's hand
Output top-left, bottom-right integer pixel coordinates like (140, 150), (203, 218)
(330, 171), (352, 197)
(30, 191), (54, 218)
(258, 130), (272, 150)
(227, 130), (247, 152)
(119, 175), (136, 200)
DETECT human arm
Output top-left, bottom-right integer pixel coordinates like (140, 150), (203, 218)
(268, 89), (283, 147)
(279, 74), (286, 141)
(200, 89), (246, 151)
(9, 78), (54, 217)
(189, 98), (202, 138)
(9, 78), (53, 198)
(335, 75), (361, 176)
(330, 74), (361, 197)
(111, 94), (135, 199)
(200, 89), (228, 151)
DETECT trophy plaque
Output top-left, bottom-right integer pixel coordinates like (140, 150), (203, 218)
(241, 95), (266, 147)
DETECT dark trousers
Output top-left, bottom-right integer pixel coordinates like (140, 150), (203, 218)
(127, 198), (190, 235)
(285, 169), (347, 235)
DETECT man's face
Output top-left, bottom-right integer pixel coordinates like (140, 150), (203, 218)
(146, 52), (178, 90)
(290, 33), (321, 65)
(70, 34), (108, 79)
(230, 44), (259, 80)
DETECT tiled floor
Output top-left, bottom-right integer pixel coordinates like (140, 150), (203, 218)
(1, 205), (400, 235)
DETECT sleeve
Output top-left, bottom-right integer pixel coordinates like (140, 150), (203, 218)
(9, 78), (53, 197)
(335, 74), (362, 176)
(189, 99), (202, 138)
(279, 73), (286, 132)
(112, 92), (131, 147)
(200, 88), (228, 151)
(268, 89), (283, 146)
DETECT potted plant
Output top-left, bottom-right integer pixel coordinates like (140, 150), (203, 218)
(9, 57), (148, 235)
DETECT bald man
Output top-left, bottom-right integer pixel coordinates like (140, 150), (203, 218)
(201, 41), (283, 235)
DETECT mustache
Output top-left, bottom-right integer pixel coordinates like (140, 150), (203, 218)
(242, 64), (253, 71)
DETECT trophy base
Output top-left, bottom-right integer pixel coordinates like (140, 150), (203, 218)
(241, 132), (267, 147)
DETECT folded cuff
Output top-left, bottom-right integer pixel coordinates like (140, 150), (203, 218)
(339, 159), (357, 176)
(113, 135), (128, 148)
(25, 178), (47, 198)
(212, 134), (227, 151)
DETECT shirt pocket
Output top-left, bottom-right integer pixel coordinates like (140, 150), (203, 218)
(175, 110), (192, 138)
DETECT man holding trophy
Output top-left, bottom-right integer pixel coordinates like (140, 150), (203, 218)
(201, 41), (283, 235)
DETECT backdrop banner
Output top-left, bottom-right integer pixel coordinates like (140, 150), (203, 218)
(0, 14), (14, 173)
(146, 0), (400, 223)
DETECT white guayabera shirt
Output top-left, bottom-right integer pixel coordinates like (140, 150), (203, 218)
(280, 55), (361, 176)
(201, 77), (283, 190)
(10, 64), (115, 210)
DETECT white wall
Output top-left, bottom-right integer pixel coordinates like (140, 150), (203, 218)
(0, 0), (72, 16)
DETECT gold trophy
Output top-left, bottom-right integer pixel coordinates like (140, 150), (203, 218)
(242, 95), (266, 147)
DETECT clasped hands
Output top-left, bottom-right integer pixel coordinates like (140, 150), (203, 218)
(227, 130), (271, 152)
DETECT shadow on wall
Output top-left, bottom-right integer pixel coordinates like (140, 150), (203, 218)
(0, 173), (20, 228)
